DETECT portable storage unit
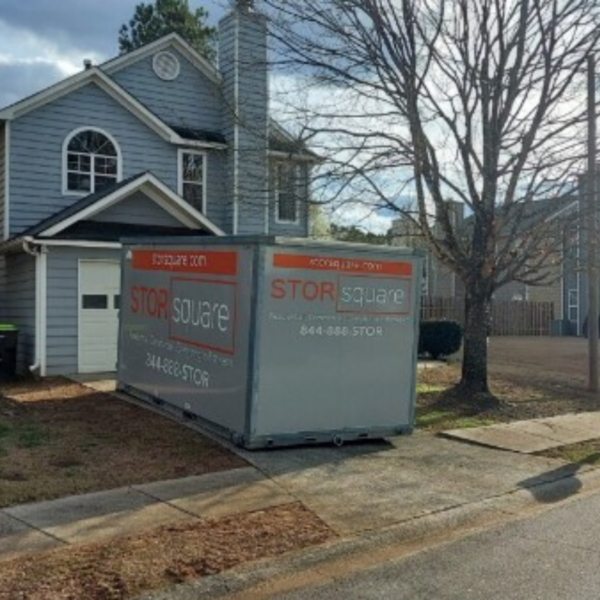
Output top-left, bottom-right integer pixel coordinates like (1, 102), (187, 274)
(117, 236), (423, 449)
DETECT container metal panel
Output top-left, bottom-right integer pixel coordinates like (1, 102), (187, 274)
(251, 246), (421, 441)
(117, 236), (422, 449)
(118, 243), (254, 434)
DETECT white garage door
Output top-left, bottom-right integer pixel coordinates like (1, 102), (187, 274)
(78, 260), (121, 373)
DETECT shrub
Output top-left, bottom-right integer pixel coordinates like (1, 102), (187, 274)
(419, 320), (463, 359)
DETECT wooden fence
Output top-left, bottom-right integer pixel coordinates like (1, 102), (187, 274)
(420, 296), (555, 336)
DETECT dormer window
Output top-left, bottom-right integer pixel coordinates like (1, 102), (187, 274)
(63, 128), (121, 195)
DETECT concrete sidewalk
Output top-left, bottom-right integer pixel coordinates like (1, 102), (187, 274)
(3, 415), (600, 568)
(0, 467), (294, 562)
(233, 430), (585, 536)
(443, 412), (600, 453)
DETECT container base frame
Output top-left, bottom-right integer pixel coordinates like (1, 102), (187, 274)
(117, 384), (413, 450)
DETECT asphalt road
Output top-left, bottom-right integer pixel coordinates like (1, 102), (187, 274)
(274, 489), (600, 600)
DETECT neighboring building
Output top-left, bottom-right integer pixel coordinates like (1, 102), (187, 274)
(390, 194), (583, 333)
(0, 1), (317, 376)
(390, 200), (465, 301)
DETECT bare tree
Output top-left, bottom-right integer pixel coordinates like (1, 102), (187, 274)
(261, 0), (600, 397)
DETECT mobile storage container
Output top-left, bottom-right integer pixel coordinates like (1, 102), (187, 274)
(117, 236), (423, 449)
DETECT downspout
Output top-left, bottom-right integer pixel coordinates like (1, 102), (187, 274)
(22, 238), (47, 376)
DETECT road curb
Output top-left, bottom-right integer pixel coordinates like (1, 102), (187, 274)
(139, 463), (600, 599)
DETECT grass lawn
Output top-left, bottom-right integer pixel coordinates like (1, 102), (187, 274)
(415, 357), (600, 433)
(539, 440), (600, 466)
(0, 378), (246, 508)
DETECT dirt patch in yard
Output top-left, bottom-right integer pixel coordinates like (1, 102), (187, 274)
(417, 337), (600, 432)
(0, 378), (246, 508)
(0, 502), (334, 600)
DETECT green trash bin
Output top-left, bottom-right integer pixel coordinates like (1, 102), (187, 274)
(0, 324), (18, 381)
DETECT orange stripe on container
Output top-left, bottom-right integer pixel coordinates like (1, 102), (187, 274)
(273, 253), (412, 276)
(131, 250), (238, 275)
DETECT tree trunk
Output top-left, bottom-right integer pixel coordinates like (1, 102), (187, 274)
(460, 293), (491, 395)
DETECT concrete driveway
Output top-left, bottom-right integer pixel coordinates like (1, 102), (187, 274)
(237, 433), (574, 536)
(72, 372), (591, 539)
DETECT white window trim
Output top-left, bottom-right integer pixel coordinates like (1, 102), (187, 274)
(177, 148), (207, 214)
(275, 162), (300, 225)
(62, 126), (123, 196)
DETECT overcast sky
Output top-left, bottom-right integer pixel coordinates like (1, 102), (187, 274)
(0, 0), (229, 108)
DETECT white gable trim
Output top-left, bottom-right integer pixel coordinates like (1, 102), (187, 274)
(39, 173), (224, 237)
(0, 69), (184, 145)
(144, 174), (223, 234)
(93, 71), (179, 142)
(27, 238), (122, 249)
(102, 33), (220, 85)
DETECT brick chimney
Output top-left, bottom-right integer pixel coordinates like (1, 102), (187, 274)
(219, 0), (269, 234)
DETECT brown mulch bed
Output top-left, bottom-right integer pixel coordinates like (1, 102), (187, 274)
(0, 502), (335, 600)
(0, 378), (246, 508)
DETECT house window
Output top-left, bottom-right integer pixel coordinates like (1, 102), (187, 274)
(178, 150), (205, 212)
(276, 163), (299, 223)
(64, 128), (121, 194)
(568, 288), (579, 322)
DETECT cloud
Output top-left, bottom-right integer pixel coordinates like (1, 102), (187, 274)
(0, 1), (127, 56)
(0, 60), (75, 108)
(0, 0), (227, 109)
(326, 201), (395, 235)
(0, 1), (226, 57)
(0, 17), (103, 108)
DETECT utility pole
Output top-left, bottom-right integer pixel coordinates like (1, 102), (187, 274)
(587, 53), (599, 392)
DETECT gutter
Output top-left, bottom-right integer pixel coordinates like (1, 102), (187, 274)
(21, 238), (47, 376)
(268, 149), (323, 163)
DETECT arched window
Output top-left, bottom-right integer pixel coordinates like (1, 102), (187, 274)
(64, 128), (121, 194)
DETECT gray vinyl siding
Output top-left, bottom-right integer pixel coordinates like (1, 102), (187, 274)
(110, 49), (222, 131)
(45, 247), (120, 375)
(9, 82), (178, 236)
(218, 17), (236, 234)
(90, 190), (183, 226)
(204, 151), (227, 230)
(219, 11), (269, 235)
(0, 253), (36, 373)
(0, 122), (5, 237)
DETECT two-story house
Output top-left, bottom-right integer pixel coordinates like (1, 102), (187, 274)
(390, 195), (581, 333)
(0, 1), (316, 376)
